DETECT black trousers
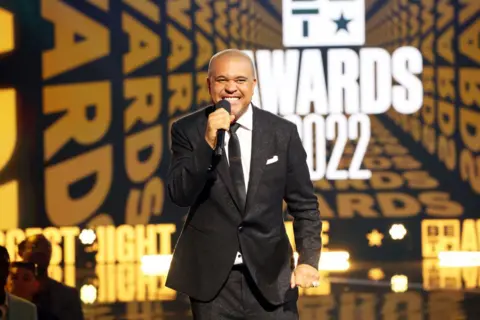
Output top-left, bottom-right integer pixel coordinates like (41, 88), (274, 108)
(189, 265), (299, 319)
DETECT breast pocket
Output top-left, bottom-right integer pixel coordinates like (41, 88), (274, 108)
(262, 157), (285, 187)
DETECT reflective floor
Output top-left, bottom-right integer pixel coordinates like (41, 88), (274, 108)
(75, 259), (480, 319)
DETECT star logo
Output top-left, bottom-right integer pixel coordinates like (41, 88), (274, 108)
(282, 0), (365, 46)
(366, 229), (384, 247)
(333, 12), (352, 33)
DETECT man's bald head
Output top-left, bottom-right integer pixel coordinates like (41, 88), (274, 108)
(206, 48), (257, 119)
(207, 49), (256, 78)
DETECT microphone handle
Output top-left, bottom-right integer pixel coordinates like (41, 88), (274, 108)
(215, 129), (226, 156)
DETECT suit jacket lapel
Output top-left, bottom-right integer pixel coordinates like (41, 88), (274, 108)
(245, 107), (272, 214)
(196, 107), (243, 213)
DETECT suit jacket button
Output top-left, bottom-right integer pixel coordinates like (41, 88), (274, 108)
(238, 225), (243, 231)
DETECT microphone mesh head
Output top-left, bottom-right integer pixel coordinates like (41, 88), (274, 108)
(216, 99), (231, 113)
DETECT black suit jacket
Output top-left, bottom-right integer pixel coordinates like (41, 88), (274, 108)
(34, 278), (84, 320)
(37, 305), (60, 320)
(166, 105), (322, 305)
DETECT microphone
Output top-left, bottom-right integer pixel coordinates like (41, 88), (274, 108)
(214, 99), (231, 157)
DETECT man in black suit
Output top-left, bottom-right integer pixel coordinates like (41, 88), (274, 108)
(19, 235), (84, 320)
(166, 49), (322, 319)
(7, 262), (59, 320)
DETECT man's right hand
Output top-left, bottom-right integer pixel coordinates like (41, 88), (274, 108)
(205, 108), (235, 149)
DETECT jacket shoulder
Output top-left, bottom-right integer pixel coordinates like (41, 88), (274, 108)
(254, 107), (297, 131)
(48, 278), (80, 297)
(172, 105), (214, 130)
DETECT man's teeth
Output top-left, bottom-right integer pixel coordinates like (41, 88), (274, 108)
(224, 97), (240, 101)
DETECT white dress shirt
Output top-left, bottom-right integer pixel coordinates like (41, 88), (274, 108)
(224, 104), (253, 265)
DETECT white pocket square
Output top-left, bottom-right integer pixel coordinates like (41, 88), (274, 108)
(266, 155), (278, 165)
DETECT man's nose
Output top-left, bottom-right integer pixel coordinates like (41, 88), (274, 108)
(225, 80), (237, 92)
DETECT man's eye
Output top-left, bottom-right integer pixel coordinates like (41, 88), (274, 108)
(237, 79), (246, 83)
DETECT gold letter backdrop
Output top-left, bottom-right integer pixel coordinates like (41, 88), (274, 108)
(0, 0), (478, 262)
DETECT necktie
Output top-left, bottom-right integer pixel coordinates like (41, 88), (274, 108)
(228, 123), (246, 212)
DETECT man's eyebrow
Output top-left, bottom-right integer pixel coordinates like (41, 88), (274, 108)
(214, 75), (249, 79)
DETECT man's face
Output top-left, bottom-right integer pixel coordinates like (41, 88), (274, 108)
(7, 267), (39, 300)
(207, 55), (257, 119)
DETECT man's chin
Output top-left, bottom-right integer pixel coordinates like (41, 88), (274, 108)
(230, 101), (243, 110)
(232, 104), (250, 118)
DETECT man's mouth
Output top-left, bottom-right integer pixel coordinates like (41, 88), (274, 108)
(222, 96), (241, 102)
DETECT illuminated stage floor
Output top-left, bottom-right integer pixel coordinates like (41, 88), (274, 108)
(79, 260), (480, 319)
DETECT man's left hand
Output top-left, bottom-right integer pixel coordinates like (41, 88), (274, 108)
(290, 264), (320, 288)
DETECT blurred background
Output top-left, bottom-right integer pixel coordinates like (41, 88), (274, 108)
(0, 0), (479, 319)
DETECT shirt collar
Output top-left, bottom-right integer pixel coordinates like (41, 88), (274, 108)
(235, 103), (253, 131)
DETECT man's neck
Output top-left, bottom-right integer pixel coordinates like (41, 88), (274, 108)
(38, 276), (49, 291)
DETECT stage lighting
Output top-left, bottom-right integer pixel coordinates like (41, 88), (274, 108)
(368, 268), (385, 281)
(80, 284), (97, 304)
(292, 251), (350, 271)
(438, 251), (480, 267)
(79, 228), (96, 245)
(140, 251), (351, 276)
(390, 274), (408, 293)
(141, 254), (172, 276)
(389, 224), (407, 240)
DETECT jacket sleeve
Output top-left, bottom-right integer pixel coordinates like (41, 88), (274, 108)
(283, 124), (322, 269)
(167, 121), (214, 207)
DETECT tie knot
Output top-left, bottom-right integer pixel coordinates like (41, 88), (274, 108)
(230, 123), (240, 133)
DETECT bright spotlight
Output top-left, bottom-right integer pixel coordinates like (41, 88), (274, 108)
(80, 284), (97, 304)
(391, 274), (408, 293)
(438, 251), (480, 267)
(389, 224), (407, 240)
(79, 229), (96, 245)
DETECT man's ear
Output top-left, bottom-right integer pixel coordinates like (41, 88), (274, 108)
(207, 77), (211, 92)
